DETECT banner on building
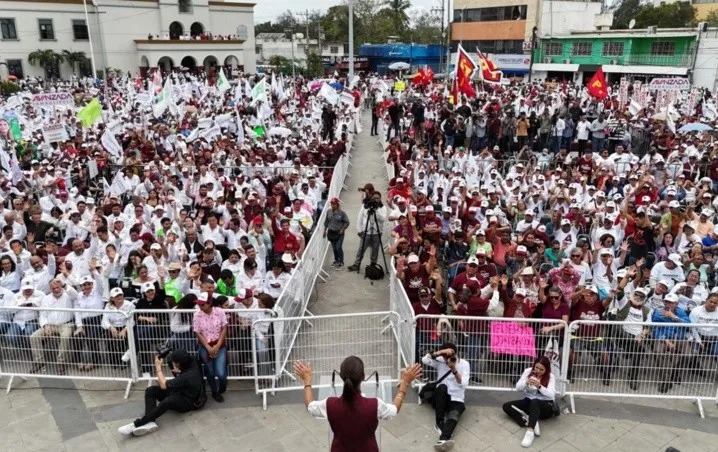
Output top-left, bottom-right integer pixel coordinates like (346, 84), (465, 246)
(648, 77), (690, 92)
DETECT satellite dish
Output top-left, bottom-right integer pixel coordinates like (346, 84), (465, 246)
(629, 19), (636, 29)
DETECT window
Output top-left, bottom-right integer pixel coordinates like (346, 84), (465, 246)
(6, 59), (23, 78)
(601, 42), (624, 57)
(451, 40), (523, 54)
(73, 19), (88, 40)
(571, 42), (592, 56)
(255, 45), (261, 55)
(651, 41), (676, 56)
(38, 19), (54, 40)
(330, 46), (339, 54)
(544, 42), (563, 56)
(178, 0), (192, 13)
(236, 25), (248, 39)
(454, 6), (526, 22)
(0, 18), (17, 40)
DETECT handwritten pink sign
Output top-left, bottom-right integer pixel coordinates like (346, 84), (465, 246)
(490, 321), (536, 357)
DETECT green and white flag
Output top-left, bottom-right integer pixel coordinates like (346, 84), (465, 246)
(217, 68), (230, 94)
(153, 77), (172, 118)
(251, 77), (267, 104)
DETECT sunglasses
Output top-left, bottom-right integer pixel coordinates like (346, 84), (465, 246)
(549, 295), (560, 300)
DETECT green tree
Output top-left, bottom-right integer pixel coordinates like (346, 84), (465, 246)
(255, 21), (283, 34)
(306, 52), (323, 77)
(705, 9), (718, 26)
(322, 4), (351, 43)
(385, 0), (411, 34)
(634, 2), (697, 28)
(268, 55), (295, 76)
(28, 49), (64, 80)
(409, 9), (442, 43)
(62, 50), (91, 76)
(612, 0), (642, 29)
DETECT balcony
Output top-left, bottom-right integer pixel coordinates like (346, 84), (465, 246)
(623, 53), (693, 67)
(535, 52), (692, 68)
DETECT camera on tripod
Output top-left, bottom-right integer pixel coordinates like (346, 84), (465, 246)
(364, 198), (383, 210)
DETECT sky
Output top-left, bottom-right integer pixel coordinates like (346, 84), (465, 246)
(251, 0), (443, 25)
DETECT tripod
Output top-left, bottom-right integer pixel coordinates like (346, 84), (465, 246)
(351, 205), (389, 274)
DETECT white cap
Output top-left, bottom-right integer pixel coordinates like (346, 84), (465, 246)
(599, 248), (613, 256)
(21, 280), (34, 291)
(142, 282), (156, 293)
(560, 219), (571, 226)
(668, 200), (681, 208)
(515, 288), (528, 296)
(664, 293), (679, 302)
(668, 253), (683, 266)
(467, 256), (479, 265)
(110, 287), (124, 298)
(80, 275), (94, 285)
(407, 254), (420, 264)
(150, 243), (162, 250)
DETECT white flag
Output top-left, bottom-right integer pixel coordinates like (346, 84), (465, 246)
(217, 68), (230, 94)
(153, 77), (172, 118)
(101, 131), (123, 158)
(236, 116), (245, 145)
(318, 83), (339, 105)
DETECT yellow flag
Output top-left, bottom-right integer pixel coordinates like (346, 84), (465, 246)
(76, 98), (102, 128)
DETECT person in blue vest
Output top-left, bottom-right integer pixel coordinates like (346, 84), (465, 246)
(294, 356), (421, 452)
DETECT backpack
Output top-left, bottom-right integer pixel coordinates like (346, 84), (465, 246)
(364, 263), (385, 280)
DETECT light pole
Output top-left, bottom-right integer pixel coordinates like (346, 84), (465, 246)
(285, 29), (296, 78)
(348, 0), (354, 78)
(82, 0), (98, 78)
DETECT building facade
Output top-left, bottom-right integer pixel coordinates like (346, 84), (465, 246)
(254, 32), (347, 69)
(450, 0), (605, 78)
(0, 0), (256, 79)
(359, 43), (445, 74)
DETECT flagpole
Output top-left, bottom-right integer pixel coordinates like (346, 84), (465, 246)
(82, 0), (98, 78)
(349, 0), (355, 78)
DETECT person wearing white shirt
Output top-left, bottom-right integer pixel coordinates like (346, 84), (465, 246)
(6, 283), (44, 348)
(73, 272), (107, 371)
(649, 253), (686, 288)
(689, 294), (718, 355)
(65, 238), (96, 279)
(102, 288), (136, 366)
(200, 214), (228, 247)
(263, 263), (291, 299)
(422, 344), (469, 451)
(142, 243), (167, 280)
(0, 284), (17, 334)
(29, 279), (79, 374)
(502, 356), (558, 448)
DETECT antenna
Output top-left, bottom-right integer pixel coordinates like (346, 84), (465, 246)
(628, 19), (636, 29)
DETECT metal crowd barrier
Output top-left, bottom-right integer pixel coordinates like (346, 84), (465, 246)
(0, 306), (136, 398)
(252, 311), (402, 409)
(413, 314), (568, 395)
(389, 261), (416, 369)
(563, 319), (718, 418)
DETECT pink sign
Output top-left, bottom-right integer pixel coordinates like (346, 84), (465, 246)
(490, 321), (536, 357)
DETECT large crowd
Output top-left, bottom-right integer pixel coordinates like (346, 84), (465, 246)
(374, 79), (718, 395)
(0, 70), (359, 403)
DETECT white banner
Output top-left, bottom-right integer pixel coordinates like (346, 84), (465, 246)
(101, 131), (123, 158)
(648, 77), (690, 92)
(41, 124), (68, 143)
(31, 92), (74, 108)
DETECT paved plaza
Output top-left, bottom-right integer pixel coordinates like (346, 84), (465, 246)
(1, 111), (717, 452)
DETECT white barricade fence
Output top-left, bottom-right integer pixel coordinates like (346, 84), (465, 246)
(414, 315), (568, 395)
(0, 306), (136, 397)
(563, 320), (718, 418)
(389, 262), (415, 369)
(252, 312), (402, 409)
(131, 308), (275, 384)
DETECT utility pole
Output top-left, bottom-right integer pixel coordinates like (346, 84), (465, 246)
(349, 0), (354, 78)
(446, 0), (452, 75)
(431, 1), (443, 75)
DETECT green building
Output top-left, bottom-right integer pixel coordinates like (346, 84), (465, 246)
(531, 29), (698, 83)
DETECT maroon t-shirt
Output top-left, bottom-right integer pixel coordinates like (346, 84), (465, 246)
(402, 266), (430, 302)
(542, 301), (570, 322)
(570, 299), (605, 338)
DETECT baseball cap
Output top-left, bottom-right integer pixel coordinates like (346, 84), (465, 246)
(195, 292), (210, 305)
(21, 280), (34, 291)
(668, 253), (683, 266)
(586, 285), (599, 294)
(516, 245), (528, 254)
(467, 256), (479, 265)
(109, 287), (124, 298)
(515, 288), (527, 297)
(664, 293), (679, 303)
(560, 219), (571, 226)
(407, 254), (420, 264)
(80, 275), (94, 285)
(476, 248), (487, 256)
(599, 248), (613, 256)
(150, 243), (162, 250)
(668, 200), (681, 208)
(142, 282), (156, 293)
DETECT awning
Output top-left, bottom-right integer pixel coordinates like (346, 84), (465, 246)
(602, 65), (688, 76)
(531, 63), (579, 72)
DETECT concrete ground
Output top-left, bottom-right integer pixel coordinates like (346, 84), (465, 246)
(2, 110), (717, 452)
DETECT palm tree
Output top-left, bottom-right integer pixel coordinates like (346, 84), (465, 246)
(385, 0), (411, 33)
(62, 50), (90, 76)
(28, 49), (64, 80)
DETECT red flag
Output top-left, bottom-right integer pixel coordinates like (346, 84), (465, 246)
(412, 68), (426, 86)
(587, 68), (608, 99)
(425, 66), (435, 83)
(477, 50), (503, 84)
(455, 44), (477, 98)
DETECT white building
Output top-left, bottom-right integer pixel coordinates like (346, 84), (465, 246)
(255, 32), (346, 67)
(0, 0), (256, 79)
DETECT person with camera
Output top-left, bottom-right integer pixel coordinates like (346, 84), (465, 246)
(502, 355), (558, 448)
(293, 356), (422, 452)
(422, 343), (469, 452)
(347, 191), (387, 273)
(118, 349), (205, 437)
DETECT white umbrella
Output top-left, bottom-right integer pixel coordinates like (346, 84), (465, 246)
(388, 62), (410, 71)
(268, 126), (292, 137)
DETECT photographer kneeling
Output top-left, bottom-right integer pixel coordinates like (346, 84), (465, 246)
(118, 349), (205, 437)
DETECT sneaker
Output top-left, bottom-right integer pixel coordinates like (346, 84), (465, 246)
(335, 263), (343, 269)
(347, 264), (359, 272)
(521, 431), (535, 448)
(534, 421), (540, 437)
(117, 422), (136, 436)
(29, 363), (45, 374)
(433, 439), (455, 451)
(132, 422), (159, 436)
(121, 350), (131, 363)
(213, 393), (225, 403)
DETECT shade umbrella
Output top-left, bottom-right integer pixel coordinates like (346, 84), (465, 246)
(388, 62), (410, 71)
(678, 122), (713, 133)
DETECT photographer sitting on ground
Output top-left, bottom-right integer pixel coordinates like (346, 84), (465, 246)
(118, 349), (205, 437)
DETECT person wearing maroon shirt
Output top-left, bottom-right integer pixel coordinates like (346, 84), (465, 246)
(576, 152), (595, 179)
(449, 257), (488, 311)
(538, 287), (570, 353)
(272, 218), (300, 261)
(413, 287), (443, 362)
(420, 206), (443, 244)
(474, 249), (498, 281)
(397, 252), (437, 303)
(568, 285), (611, 384)
(453, 278), (500, 383)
